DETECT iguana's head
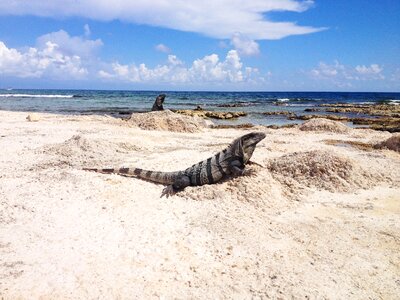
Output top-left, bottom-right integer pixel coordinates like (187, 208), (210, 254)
(231, 132), (266, 163)
(156, 94), (166, 105)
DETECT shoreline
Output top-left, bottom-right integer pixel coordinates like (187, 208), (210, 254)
(0, 109), (399, 298)
(1, 90), (399, 128)
(1, 100), (398, 131)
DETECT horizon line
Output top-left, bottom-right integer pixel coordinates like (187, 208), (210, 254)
(1, 88), (399, 94)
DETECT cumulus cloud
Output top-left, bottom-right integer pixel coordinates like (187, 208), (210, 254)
(310, 61), (345, 78)
(155, 44), (171, 53)
(0, 0), (324, 40)
(98, 50), (263, 85)
(0, 41), (87, 79)
(0, 30), (104, 79)
(0, 30), (264, 85)
(231, 33), (260, 56)
(310, 61), (385, 82)
(36, 30), (102, 59)
(355, 64), (385, 79)
(0, 27), (265, 85)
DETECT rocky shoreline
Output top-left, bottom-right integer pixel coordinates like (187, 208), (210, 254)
(173, 109), (247, 120)
(265, 103), (400, 132)
(115, 103), (400, 132)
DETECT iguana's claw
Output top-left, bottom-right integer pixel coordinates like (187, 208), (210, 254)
(243, 168), (256, 176)
(161, 185), (175, 198)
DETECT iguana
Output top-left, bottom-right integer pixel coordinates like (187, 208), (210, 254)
(151, 94), (166, 111)
(83, 132), (266, 195)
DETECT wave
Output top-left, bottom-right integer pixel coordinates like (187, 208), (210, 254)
(359, 101), (375, 105)
(275, 97), (324, 103)
(0, 94), (75, 98)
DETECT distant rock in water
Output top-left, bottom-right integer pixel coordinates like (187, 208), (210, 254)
(263, 111), (295, 116)
(294, 114), (349, 121)
(299, 118), (351, 134)
(128, 110), (208, 132)
(217, 102), (256, 108)
(151, 94), (166, 111)
(211, 123), (254, 129)
(321, 103), (400, 117)
(175, 109), (246, 120)
(304, 108), (321, 112)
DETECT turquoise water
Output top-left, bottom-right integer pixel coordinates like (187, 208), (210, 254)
(1, 90), (399, 126)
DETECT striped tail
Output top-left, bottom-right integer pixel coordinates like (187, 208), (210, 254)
(83, 167), (180, 185)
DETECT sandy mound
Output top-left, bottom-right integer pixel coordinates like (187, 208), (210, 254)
(374, 134), (400, 152)
(127, 110), (208, 132)
(268, 150), (377, 192)
(299, 118), (351, 133)
(178, 165), (291, 211)
(35, 135), (139, 168)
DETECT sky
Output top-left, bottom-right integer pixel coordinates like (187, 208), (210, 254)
(0, 0), (399, 92)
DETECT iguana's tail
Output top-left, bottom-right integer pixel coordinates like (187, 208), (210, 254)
(83, 167), (180, 185)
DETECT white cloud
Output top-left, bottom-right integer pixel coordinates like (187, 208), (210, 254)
(0, 0), (324, 40)
(231, 33), (260, 56)
(84, 24), (91, 36)
(155, 43), (170, 53)
(1, 28), (264, 85)
(167, 55), (183, 66)
(36, 30), (102, 59)
(98, 50), (263, 85)
(0, 30), (104, 79)
(310, 61), (344, 78)
(355, 64), (379, 74)
(310, 61), (385, 83)
(0, 40), (87, 79)
(355, 64), (384, 79)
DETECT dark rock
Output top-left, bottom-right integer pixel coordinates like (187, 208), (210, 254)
(320, 103), (400, 117)
(265, 124), (297, 129)
(211, 123), (254, 129)
(174, 109), (247, 120)
(263, 111), (295, 116)
(296, 114), (349, 121)
(217, 102), (253, 108)
(151, 94), (166, 111)
(291, 113), (400, 132)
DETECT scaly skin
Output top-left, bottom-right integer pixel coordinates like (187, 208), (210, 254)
(84, 132), (266, 195)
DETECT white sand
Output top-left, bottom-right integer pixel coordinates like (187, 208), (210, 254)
(0, 110), (399, 299)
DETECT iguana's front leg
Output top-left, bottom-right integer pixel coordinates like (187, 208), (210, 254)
(172, 175), (191, 190)
(229, 159), (245, 176)
(161, 175), (191, 198)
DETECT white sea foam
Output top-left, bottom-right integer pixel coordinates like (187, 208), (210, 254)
(389, 99), (400, 105)
(0, 94), (74, 98)
(277, 98), (290, 102)
(286, 104), (315, 107)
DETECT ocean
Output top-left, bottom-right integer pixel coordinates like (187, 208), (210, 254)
(1, 90), (399, 126)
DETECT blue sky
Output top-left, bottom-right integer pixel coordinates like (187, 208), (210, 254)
(0, 0), (399, 91)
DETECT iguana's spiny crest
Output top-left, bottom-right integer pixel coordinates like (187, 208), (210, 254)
(84, 131), (266, 196)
